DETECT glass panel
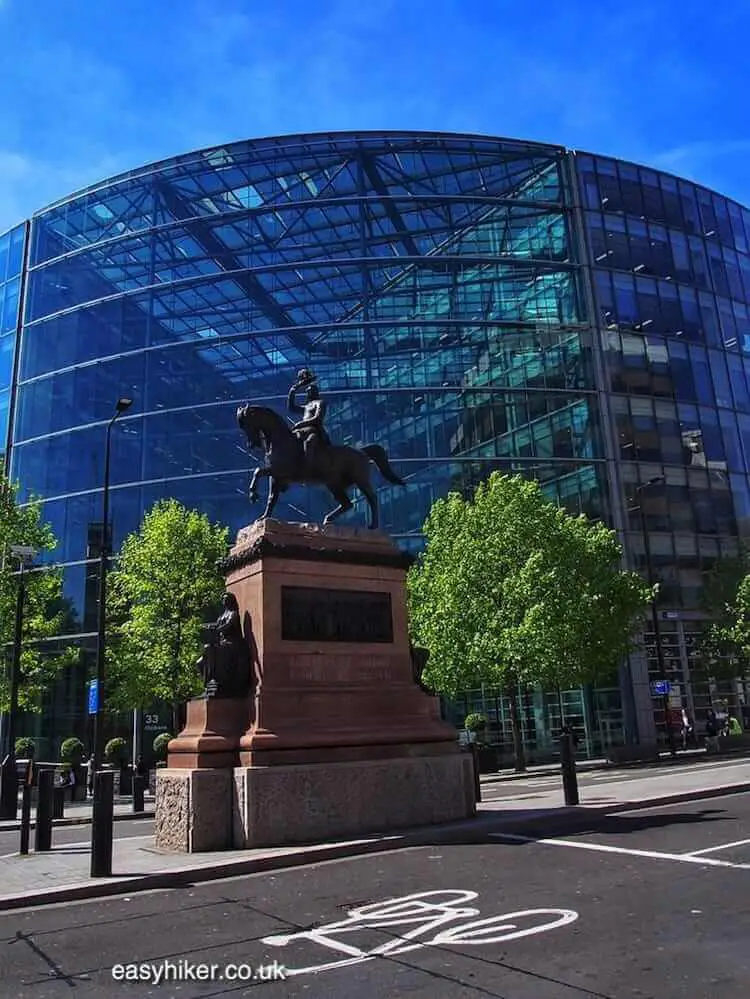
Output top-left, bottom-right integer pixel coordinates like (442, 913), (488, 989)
(8, 227), (24, 277)
(1, 278), (19, 334)
(668, 341), (695, 401)
(0, 231), (10, 284)
(708, 348), (733, 408)
(720, 409), (743, 471)
(0, 333), (16, 389)
(728, 353), (750, 410)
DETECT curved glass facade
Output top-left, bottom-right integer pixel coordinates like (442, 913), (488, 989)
(3, 131), (750, 756)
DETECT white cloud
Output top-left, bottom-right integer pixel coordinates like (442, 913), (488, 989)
(650, 139), (750, 174)
(0, 148), (129, 233)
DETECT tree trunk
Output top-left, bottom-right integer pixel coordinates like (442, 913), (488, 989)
(506, 686), (526, 772)
(170, 613), (183, 736)
(171, 700), (184, 735)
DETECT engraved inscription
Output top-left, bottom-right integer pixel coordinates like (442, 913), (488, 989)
(281, 587), (393, 643)
(289, 662), (400, 684)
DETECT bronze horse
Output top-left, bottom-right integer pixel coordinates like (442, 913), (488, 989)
(236, 404), (405, 529)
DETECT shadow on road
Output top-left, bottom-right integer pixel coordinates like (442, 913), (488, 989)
(443, 804), (733, 848)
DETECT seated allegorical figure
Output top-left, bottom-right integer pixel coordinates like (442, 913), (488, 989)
(196, 592), (251, 699)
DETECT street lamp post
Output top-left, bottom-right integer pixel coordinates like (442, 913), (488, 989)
(630, 476), (677, 758)
(0, 544), (38, 819)
(91, 397), (133, 775)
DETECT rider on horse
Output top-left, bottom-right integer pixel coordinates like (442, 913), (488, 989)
(287, 368), (331, 473)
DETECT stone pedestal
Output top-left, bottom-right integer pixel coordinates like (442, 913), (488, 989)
(224, 519), (458, 766)
(156, 520), (475, 852)
(155, 769), (233, 851)
(233, 754), (475, 848)
(166, 695), (250, 769)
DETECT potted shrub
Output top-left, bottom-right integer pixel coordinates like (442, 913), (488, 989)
(14, 736), (35, 760)
(464, 713), (498, 772)
(60, 737), (86, 799)
(60, 737), (84, 765)
(464, 712), (488, 742)
(153, 732), (172, 768)
(104, 738), (130, 794)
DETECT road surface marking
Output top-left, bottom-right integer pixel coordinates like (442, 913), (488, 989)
(686, 838), (750, 856)
(262, 890), (578, 976)
(490, 833), (750, 869)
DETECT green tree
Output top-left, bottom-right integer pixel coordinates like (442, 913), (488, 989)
(704, 567), (750, 708)
(698, 548), (750, 702)
(408, 473), (652, 770)
(106, 499), (229, 730)
(0, 474), (75, 713)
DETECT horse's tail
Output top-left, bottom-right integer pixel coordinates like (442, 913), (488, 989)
(361, 444), (406, 486)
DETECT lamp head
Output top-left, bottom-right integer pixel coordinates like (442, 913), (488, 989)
(115, 397), (133, 414)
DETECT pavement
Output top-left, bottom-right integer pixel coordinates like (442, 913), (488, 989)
(2, 791), (750, 996)
(479, 746), (713, 782)
(0, 753), (749, 914)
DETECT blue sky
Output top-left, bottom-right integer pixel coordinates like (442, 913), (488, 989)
(0, 0), (748, 233)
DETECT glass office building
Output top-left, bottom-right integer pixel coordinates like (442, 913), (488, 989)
(1, 131), (749, 759)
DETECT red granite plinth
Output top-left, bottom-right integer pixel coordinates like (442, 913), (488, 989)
(167, 696), (250, 769)
(223, 519), (458, 767)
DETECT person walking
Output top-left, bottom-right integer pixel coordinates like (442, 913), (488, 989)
(680, 708), (693, 750)
(705, 710), (721, 754)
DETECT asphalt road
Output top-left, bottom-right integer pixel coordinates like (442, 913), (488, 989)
(0, 819), (154, 857)
(0, 793), (749, 998)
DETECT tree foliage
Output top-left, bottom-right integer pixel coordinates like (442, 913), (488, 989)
(704, 567), (750, 675)
(407, 473), (653, 698)
(106, 499), (230, 712)
(0, 474), (75, 713)
(698, 547), (750, 680)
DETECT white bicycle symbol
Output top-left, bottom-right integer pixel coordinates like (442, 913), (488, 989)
(262, 890), (578, 976)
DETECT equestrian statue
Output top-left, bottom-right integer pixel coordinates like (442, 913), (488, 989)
(236, 368), (405, 529)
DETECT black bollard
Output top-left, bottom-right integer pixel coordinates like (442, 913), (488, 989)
(469, 743), (482, 803)
(34, 769), (54, 851)
(0, 754), (18, 821)
(132, 776), (145, 813)
(560, 731), (580, 806)
(90, 770), (114, 877)
(19, 784), (32, 855)
(52, 785), (66, 820)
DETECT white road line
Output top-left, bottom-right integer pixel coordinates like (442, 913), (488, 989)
(489, 832), (750, 869)
(555, 770), (750, 796)
(685, 838), (750, 857)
